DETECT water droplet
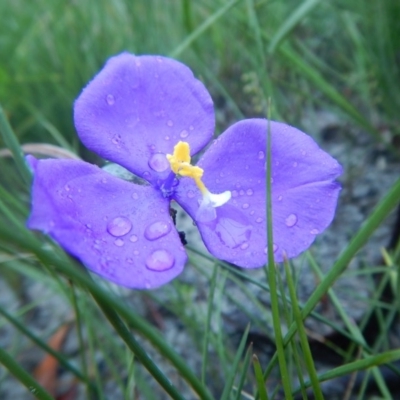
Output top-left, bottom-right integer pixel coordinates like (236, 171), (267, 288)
(167, 120), (173, 127)
(240, 242), (249, 250)
(232, 190), (238, 198)
(246, 189), (253, 196)
(258, 151), (265, 160)
(114, 238), (124, 247)
(239, 190), (245, 196)
(143, 171), (150, 179)
(107, 217), (132, 237)
(64, 184), (70, 191)
(133, 250), (139, 256)
(132, 192), (139, 200)
(285, 214), (298, 227)
(148, 153), (169, 172)
(130, 234), (138, 242)
(187, 190), (195, 198)
(127, 258), (134, 264)
(242, 203), (249, 209)
(164, 135), (170, 141)
(215, 215), (252, 249)
(85, 223), (92, 229)
(112, 134), (121, 145)
(106, 94), (115, 105)
(293, 161), (298, 167)
(189, 125), (194, 131)
(144, 221), (172, 241)
(255, 217), (263, 223)
(145, 249), (175, 271)
(310, 228), (319, 235)
(278, 195), (283, 201)
(250, 210), (255, 216)
(102, 178), (107, 184)
(180, 130), (189, 138)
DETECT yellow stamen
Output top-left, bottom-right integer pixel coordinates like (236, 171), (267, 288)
(167, 141), (231, 222)
(166, 141), (207, 194)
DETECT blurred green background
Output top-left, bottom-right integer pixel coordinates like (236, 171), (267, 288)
(1, 0), (399, 152)
(1, 1), (400, 399)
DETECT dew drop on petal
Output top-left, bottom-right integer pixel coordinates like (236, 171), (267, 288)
(293, 161), (298, 167)
(232, 190), (238, 198)
(255, 217), (263, 223)
(106, 94), (115, 105)
(107, 217), (132, 237)
(134, 250), (139, 256)
(132, 192), (139, 200)
(180, 130), (189, 138)
(189, 125), (194, 131)
(310, 228), (319, 235)
(126, 258), (134, 264)
(285, 214), (298, 227)
(246, 189), (253, 196)
(240, 242), (249, 250)
(278, 195), (283, 201)
(144, 221), (172, 241)
(164, 135), (170, 141)
(145, 249), (175, 271)
(114, 238), (124, 247)
(239, 190), (245, 196)
(167, 120), (173, 127)
(258, 151), (265, 160)
(64, 184), (70, 191)
(187, 190), (195, 198)
(242, 203), (249, 209)
(148, 153), (169, 172)
(130, 234), (138, 243)
(143, 171), (150, 179)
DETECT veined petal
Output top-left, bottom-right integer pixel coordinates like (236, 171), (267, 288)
(27, 156), (186, 289)
(175, 119), (342, 266)
(74, 53), (214, 186)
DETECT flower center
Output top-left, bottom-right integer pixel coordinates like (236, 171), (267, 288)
(167, 141), (231, 222)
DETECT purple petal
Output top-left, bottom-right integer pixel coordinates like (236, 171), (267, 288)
(74, 53), (215, 186)
(175, 119), (342, 266)
(27, 156), (186, 289)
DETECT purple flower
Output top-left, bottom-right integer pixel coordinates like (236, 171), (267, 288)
(27, 53), (342, 289)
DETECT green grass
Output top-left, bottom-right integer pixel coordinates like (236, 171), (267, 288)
(1, 0), (400, 399)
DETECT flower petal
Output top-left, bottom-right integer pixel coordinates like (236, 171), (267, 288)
(27, 156), (186, 289)
(74, 53), (214, 186)
(175, 119), (342, 266)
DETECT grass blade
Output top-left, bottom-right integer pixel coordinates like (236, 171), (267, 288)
(220, 323), (250, 400)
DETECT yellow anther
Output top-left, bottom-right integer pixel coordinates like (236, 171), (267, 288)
(167, 141), (207, 194)
(167, 141), (232, 222)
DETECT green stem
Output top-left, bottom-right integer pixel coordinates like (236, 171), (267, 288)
(0, 346), (54, 400)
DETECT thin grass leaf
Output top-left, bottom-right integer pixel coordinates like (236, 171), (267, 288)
(283, 259), (323, 400)
(0, 346), (54, 400)
(234, 343), (253, 400)
(265, 115), (293, 399)
(0, 306), (90, 386)
(202, 263), (218, 384)
(0, 104), (31, 184)
(170, 0), (241, 58)
(300, 348), (400, 391)
(268, 0), (321, 53)
(253, 354), (269, 400)
(220, 323), (250, 400)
